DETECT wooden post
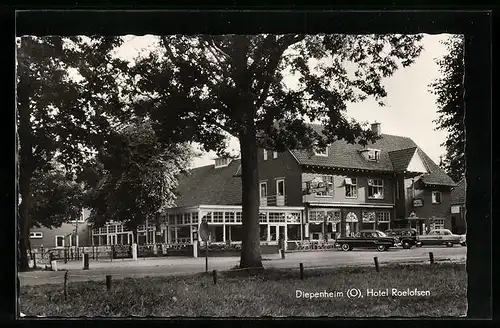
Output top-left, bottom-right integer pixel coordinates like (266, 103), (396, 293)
(374, 257), (380, 272)
(300, 263), (304, 280)
(64, 270), (68, 300)
(32, 252), (37, 269)
(212, 270), (218, 285)
(83, 253), (89, 270)
(205, 241), (209, 272)
(111, 246), (113, 262)
(92, 246), (95, 260)
(106, 275), (112, 291)
(64, 248), (68, 264)
(429, 252), (434, 264)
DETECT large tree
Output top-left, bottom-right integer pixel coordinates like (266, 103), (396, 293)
(16, 36), (127, 271)
(127, 34), (423, 268)
(81, 120), (193, 242)
(429, 35), (465, 183)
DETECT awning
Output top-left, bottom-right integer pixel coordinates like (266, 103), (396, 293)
(345, 178), (353, 185)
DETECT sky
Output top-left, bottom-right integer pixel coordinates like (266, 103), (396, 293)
(114, 34), (453, 168)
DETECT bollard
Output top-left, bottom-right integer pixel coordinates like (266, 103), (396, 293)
(374, 257), (380, 272)
(64, 248), (68, 264)
(64, 270), (68, 300)
(106, 275), (112, 291)
(193, 240), (198, 258)
(83, 253), (89, 270)
(132, 243), (138, 261)
(212, 270), (218, 285)
(111, 246), (113, 262)
(280, 249), (286, 259)
(429, 252), (434, 264)
(92, 246), (95, 260)
(299, 263), (304, 280)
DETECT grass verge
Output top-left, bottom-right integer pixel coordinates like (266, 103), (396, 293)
(20, 262), (467, 317)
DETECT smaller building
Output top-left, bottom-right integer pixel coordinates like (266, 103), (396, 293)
(29, 208), (92, 250)
(450, 178), (466, 234)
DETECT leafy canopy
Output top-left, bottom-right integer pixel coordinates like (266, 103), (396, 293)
(81, 120), (194, 230)
(127, 34), (424, 151)
(429, 35), (465, 183)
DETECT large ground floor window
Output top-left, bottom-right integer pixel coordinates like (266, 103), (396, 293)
(260, 225), (268, 241)
(287, 225), (301, 240)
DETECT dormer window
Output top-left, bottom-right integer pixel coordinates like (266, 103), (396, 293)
(360, 148), (381, 161)
(314, 147), (328, 157)
(215, 158), (231, 168)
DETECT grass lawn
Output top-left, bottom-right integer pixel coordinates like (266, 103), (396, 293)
(19, 262), (467, 317)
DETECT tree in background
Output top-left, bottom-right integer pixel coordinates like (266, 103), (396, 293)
(127, 34), (424, 268)
(429, 35), (465, 183)
(81, 120), (193, 243)
(16, 36), (128, 271)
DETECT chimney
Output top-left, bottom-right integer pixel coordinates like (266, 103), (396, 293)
(371, 122), (381, 136)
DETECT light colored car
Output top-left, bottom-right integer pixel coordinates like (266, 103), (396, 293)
(417, 229), (462, 247)
(459, 234), (466, 246)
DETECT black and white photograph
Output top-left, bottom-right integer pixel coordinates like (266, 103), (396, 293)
(14, 10), (490, 319)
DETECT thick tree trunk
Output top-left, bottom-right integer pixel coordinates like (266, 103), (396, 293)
(239, 122), (263, 268)
(18, 170), (33, 272)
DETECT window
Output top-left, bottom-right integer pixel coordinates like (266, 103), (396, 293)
(314, 146), (328, 156)
(276, 179), (285, 197)
(345, 178), (358, 198)
(183, 213), (191, 225)
(99, 227), (107, 234)
(236, 212), (242, 223)
(192, 212), (199, 223)
(430, 219), (445, 230)
(260, 182), (268, 199)
(368, 179), (384, 199)
(259, 213), (268, 223)
(116, 225), (123, 233)
(366, 149), (381, 161)
(315, 176), (334, 196)
(213, 212), (223, 223)
(55, 235), (64, 247)
(30, 232), (43, 239)
(432, 191), (442, 204)
(215, 158), (230, 168)
(202, 212), (212, 223)
(273, 151), (278, 159)
(263, 149), (268, 161)
(109, 225), (116, 233)
(269, 212), (285, 223)
(225, 212), (235, 223)
(376, 212), (391, 222)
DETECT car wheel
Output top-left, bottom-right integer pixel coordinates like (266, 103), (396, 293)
(341, 243), (351, 252)
(403, 242), (410, 249)
(461, 242), (467, 246)
(377, 245), (386, 252)
(446, 242), (453, 247)
(415, 243), (422, 248)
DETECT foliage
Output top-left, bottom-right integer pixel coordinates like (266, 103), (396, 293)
(124, 34), (424, 268)
(16, 36), (128, 270)
(429, 35), (465, 183)
(29, 163), (84, 229)
(81, 120), (193, 232)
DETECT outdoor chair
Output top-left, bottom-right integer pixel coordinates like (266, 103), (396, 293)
(301, 240), (311, 250)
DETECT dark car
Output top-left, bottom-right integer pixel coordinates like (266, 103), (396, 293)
(334, 230), (397, 252)
(385, 228), (422, 249)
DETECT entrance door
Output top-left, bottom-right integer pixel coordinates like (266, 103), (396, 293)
(108, 234), (117, 245)
(269, 225), (285, 242)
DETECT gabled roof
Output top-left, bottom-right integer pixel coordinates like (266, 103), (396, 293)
(174, 159), (242, 207)
(388, 147), (419, 172)
(451, 178), (466, 205)
(290, 124), (456, 187)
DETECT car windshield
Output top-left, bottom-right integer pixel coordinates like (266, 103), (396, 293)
(377, 231), (387, 237)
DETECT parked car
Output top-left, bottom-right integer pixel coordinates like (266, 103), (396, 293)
(385, 228), (422, 249)
(459, 234), (466, 246)
(335, 230), (398, 252)
(417, 229), (462, 247)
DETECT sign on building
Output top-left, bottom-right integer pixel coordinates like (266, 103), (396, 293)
(413, 198), (424, 207)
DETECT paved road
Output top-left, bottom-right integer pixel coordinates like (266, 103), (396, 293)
(19, 246), (466, 286)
